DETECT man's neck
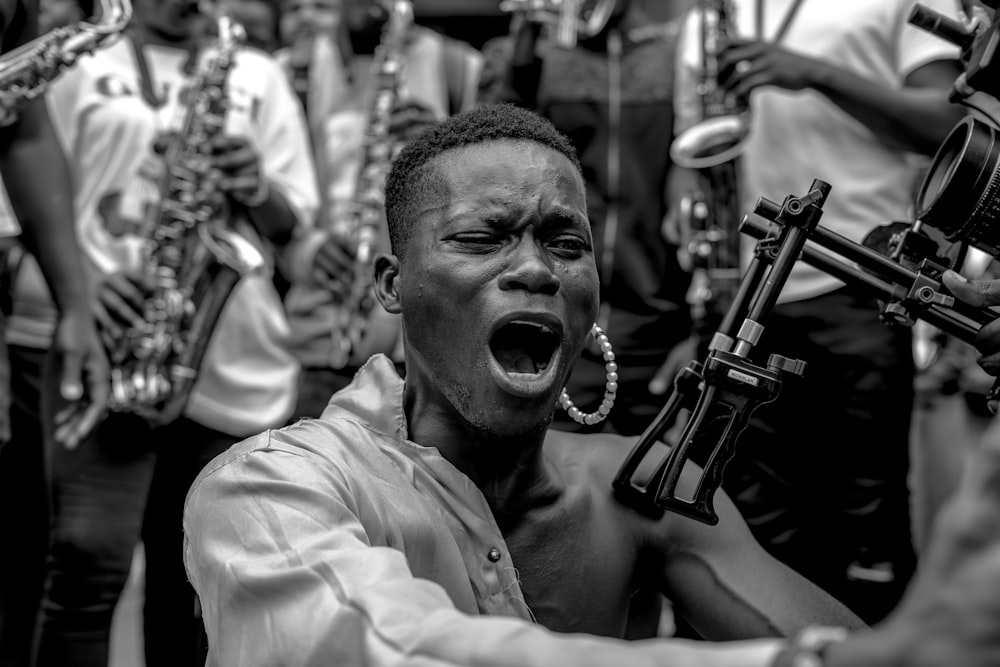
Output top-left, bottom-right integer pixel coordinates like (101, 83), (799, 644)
(403, 386), (562, 527)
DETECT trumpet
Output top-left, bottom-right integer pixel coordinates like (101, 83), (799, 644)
(499, 0), (617, 48)
(0, 0), (132, 112)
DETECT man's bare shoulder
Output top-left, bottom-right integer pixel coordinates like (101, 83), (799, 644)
(541, 429), (712, 539)
(542, 428), (636, 479)
(540, 430), (663, 523)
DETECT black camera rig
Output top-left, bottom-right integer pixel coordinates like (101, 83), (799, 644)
(614, 4), (1000, 524)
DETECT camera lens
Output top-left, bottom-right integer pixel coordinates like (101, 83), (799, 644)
(916, 116), (1000, 257)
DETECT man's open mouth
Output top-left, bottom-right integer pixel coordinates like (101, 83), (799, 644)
(489, 321), (560, 377)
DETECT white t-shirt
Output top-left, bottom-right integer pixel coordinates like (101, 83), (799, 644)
(0, 182), (18, 237)
(19, 36), (318, 436)
(676, 0), (962, 302)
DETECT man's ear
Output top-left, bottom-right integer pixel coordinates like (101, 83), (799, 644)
(373, 253), (401, 314)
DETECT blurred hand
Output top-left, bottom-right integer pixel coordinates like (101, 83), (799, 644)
(942, 270), (1000, 376)
(312, 231), (356, 299)
(51, 307), (109, 450)
(648, 335), (699, 396)
(388, 99), (438, 143)
(152, 131), (265, 206)
(209, 135), (269, 207)
(93, 272), (148, 352)
(718, 39), (826, 99)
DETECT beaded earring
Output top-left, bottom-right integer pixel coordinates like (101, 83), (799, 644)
(558, 324), (617, 426)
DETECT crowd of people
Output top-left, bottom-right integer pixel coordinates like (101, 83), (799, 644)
(3, 0), (1000, 666)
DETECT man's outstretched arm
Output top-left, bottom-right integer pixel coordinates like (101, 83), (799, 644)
(647, 462), (867, 640)
(184, 434), (786, 667)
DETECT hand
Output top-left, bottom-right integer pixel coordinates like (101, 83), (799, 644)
(649, 335), (699, 396)
(942, 270), (1000, 376)
(718, 39), (826, 100)
(93, 272), (148, 352)
(388, 99), (438, 143)
(312, 232), (356, 299)
(208, 134), (269, 208)
(51, 307), (110, 450)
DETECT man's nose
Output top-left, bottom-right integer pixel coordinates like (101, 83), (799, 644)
(498, 243), (560, 295)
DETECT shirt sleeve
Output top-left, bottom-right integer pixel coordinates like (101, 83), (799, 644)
(895, 0), (962, 79)
(183, 440), (784, 667)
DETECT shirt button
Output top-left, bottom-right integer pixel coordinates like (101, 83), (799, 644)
(487, 548), (502, 562)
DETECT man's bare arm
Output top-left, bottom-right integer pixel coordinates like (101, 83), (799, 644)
(0, 0), (108, 445)
(0, 97), (88, 316)
(647, 462), (866, 640)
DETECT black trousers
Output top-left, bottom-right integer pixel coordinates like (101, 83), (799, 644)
(723, 286), (916, 624)
(0, 345), (48, 667)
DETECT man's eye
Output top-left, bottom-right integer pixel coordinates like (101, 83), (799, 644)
(548, 236), (589, 257)
(451, 233), (503, 250)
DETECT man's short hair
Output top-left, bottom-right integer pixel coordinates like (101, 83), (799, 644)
(384, 103), (582, 259)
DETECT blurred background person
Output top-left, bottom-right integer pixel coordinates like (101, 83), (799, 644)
(280, 0), (483, 420)
(0, 0), (110, 665)
(671, 0), (966, 625)
(27, 0), (317, 665)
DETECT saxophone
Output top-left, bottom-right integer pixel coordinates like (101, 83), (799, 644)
(670, 0), (746, 338)
(0, 0), (132, 120)
(327, 0), (414, 370)
(106, 11), (266, 426)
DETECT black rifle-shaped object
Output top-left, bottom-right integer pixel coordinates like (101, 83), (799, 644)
(614, 180), (1000, 524)
(612, 180), (828, 524)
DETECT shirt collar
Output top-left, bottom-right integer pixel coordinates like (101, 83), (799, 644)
(322, 354), (408, 439)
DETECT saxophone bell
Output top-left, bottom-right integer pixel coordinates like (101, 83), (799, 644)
(670, 113), (750, 170)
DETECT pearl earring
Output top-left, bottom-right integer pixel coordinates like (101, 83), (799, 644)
(558, 324), (617, 426)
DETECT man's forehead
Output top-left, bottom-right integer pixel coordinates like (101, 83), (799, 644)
(409, 139), (586, 219)
(432, 139), (581, 182)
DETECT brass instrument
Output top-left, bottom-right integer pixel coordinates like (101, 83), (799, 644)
(327, 0), (413, 370)
(670, 0), (750, 170)
(498, 0), (616, 48)
(107, 10), (266, 425)
(0, 0), (132, 120)
(671, 0), (745, 335)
